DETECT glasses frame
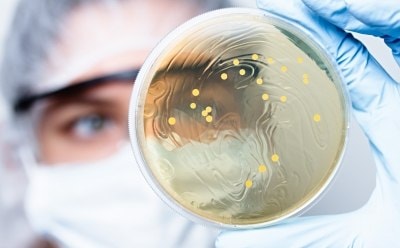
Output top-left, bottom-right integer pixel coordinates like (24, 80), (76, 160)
(14, 69), (140, 113)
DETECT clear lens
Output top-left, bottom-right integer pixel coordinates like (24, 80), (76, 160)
(30, 81), (133, 164)
(130, 8), (349, 228)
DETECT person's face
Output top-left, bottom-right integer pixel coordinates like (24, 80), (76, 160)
(33, 0), (201, 164)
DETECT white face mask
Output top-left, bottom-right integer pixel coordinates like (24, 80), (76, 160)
(24, 144), (218, 248)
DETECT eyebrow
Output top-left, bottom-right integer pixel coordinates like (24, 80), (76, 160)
(14, 68), (139, 113)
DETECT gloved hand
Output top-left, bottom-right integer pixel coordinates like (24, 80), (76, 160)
(216, 0), (400, 247)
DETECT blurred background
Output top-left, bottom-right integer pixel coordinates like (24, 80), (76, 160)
(0, 0), (17, 119)
(1, 0), (399, 247)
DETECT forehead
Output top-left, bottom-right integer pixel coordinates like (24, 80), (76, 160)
(42, 0), (201, 91)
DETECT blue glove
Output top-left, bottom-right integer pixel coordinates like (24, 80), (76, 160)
(216, 0), (400, 247)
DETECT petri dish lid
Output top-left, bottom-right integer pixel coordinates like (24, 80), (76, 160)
(129, 7), (349, 229)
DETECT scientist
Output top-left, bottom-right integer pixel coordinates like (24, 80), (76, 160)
(1, 0), (399, 247)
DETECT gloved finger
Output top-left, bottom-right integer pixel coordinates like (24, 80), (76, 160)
(344, 0), (400, 66)
(257, 0), (400, 185)
(216, 213), (363, 248)
(300, 0), (400, 37)
(301, 0), (400, 65)
(344, 0), (400, 37)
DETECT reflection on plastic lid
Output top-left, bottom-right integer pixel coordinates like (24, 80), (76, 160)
(129, 8), (349, 228)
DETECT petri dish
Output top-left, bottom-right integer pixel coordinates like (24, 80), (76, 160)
(129, 8), (349, 228)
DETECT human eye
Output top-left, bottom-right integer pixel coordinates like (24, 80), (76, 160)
(68, 113), (113, 140)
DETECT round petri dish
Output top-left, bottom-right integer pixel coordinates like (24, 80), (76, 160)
(129, 7), (349, 228)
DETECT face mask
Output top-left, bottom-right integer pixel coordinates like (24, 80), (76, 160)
(24, 144), (218, 248)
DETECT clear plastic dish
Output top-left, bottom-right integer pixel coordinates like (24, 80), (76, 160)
(129, 7), (349, 229)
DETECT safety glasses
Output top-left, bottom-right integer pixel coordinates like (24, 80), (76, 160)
(14, 68), (139, 113)
(16, 68), (139, 164)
